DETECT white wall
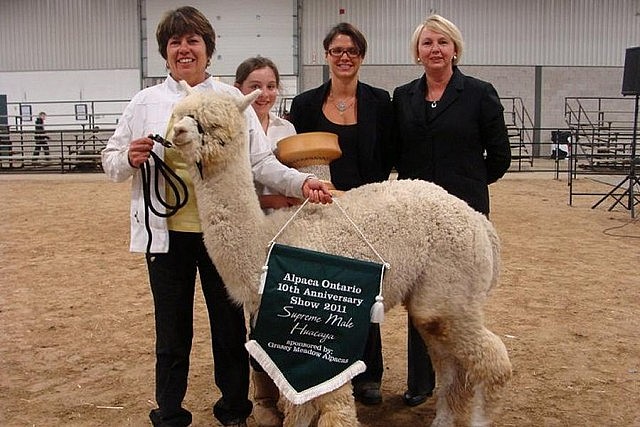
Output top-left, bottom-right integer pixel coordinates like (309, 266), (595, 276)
(0, 70), (140, 102)
(0, 70), (140, 127)
(145, 0), (297, 78)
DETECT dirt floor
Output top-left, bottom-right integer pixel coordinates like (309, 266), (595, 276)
(1, 172), (639, 426)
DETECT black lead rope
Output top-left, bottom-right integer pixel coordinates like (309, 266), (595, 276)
(140, 134), (188, 254)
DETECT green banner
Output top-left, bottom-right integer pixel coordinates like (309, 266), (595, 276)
(246, 243), (383, 404)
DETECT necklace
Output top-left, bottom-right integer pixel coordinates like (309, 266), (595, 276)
(330, 94), (355, 115)
(431, 100), (437, 108)
(334, 99), (355, 115)
(336, 99), (350, 112)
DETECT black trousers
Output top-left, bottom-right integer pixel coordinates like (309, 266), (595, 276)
(33, 138), (49, 157)
(352, 323), (384, 387)
(407, 317), (436, 394)
(146, 231), (252, 425)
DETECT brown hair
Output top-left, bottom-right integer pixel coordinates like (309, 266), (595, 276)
(323, 22), (367, 58)
(156, 6), (216, 61)
(235, 57), (281, 87)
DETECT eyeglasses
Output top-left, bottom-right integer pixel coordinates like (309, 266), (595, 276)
(327, 47), (360, 58)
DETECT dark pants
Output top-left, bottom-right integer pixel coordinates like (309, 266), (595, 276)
(146, 231), (252, 426)
(352, 323), (383, 388)
(407, 317), (436, 394)
(33, 137), (49, 157)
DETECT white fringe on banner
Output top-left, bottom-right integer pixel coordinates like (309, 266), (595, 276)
(245, 340), (366, 405)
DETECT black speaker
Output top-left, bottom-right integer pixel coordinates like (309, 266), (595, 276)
(622, 46), (640, 96)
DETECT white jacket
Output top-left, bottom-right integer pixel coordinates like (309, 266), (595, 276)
(102, 76), (310, 253)
(257, 112), (297, 197)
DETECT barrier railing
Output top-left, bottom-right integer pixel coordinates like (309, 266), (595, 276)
(0, 127), (112, 173)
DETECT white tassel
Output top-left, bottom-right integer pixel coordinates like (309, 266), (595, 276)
(370, 295), (385, 323)
(258, 265), (268, 294)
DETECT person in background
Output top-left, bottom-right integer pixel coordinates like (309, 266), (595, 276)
(101, 7), (331, 427)
(33, 111), (50, 158)
(288, 22), (393, 406)
(235, 56), (300, 213)
(392, 14), (511, 407)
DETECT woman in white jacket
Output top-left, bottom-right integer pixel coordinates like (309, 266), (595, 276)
(101, 7), (330, 427)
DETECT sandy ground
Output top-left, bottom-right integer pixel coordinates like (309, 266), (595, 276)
(1, 172), (639, 426)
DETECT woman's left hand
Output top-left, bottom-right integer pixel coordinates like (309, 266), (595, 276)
(302, 178), (333, 204)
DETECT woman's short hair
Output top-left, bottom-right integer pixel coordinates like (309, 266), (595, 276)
(235, 57), (281, 88)
(323, 22), (367, 58)
(156, 6), (216, 60)
(411, 14), (464, 65)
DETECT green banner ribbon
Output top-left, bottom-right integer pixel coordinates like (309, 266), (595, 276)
(246, 243), (383, 404)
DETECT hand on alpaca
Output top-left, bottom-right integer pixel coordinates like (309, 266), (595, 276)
(302, 177), (333, 204)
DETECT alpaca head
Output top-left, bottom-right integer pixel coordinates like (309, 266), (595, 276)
(171, 80), (260, 175)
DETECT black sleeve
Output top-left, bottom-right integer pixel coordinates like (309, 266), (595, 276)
(481, 84), (511, 184)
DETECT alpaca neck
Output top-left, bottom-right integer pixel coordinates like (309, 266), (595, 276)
(194, 159), (271, 249)
(186, 154), (275, 310)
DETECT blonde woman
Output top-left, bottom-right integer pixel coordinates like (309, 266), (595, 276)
(392, 14), (511, 406)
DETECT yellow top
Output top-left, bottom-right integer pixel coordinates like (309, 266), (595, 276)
(164, 122), (201, 233)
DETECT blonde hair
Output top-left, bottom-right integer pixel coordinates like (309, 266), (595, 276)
(410, 14), (464, 65)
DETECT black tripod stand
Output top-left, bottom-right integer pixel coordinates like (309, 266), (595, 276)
(592, 94), (639, 217)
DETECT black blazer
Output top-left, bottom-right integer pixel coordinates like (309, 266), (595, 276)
(392, 67), (511, 214)
(289, 80), (394, 188)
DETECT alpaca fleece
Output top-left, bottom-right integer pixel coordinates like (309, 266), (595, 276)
(170, 84), (511, 427)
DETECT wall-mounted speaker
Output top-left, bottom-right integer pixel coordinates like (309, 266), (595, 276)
(621, 46), (640, 96)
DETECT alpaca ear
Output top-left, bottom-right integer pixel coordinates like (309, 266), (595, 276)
(236, 89), (261, 112)
(179, 80), (195, 95)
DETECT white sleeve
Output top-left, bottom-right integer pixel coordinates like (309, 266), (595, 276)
(101, 100), (138, 182)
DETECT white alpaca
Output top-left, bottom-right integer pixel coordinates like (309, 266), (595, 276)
(169, 84), (511, 427)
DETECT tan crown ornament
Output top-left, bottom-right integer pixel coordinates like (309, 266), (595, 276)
(276, 132), (342, 192)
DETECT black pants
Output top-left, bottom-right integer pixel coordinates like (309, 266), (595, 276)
(407, 317), (436, 394)
(352, 323), (383, 387)
(33, 138), (49, 157)
(146, 231), (252, 426)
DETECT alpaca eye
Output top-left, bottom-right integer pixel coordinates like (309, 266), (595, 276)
(186, 115), (205, 135)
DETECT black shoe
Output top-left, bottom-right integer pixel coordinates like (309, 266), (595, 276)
(149, 408), (192, 426)
(353, 384), (382, 406)
(402, 390), (432, 407)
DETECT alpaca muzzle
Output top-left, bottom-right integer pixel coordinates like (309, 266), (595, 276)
(172, 115), (204, 147)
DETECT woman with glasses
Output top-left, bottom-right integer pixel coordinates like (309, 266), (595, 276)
(288, 22), (393, 406)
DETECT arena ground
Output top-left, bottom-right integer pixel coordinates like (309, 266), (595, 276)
(1, 173), (638, 426)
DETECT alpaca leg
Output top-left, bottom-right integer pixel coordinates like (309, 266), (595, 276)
(252, 370), (284, 427)
(427, 340), (473, 427)
(315, 384), (360, 427)
(468, 330), (511, 426)
(426, 326), (511, 427)
(282, 400), (316, 427)
(411, 312), (504, 427)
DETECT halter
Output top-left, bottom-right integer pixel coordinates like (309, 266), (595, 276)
(140, 134), (187, 254)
